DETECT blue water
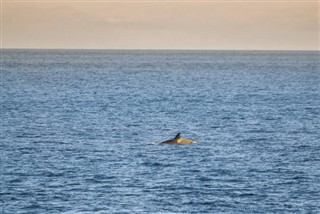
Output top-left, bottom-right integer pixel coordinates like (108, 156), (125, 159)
(1, 49), (320, 213)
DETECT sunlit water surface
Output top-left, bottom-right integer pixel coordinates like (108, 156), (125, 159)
(1, 50), (320, 213)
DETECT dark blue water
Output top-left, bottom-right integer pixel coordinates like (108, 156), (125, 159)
(1, 50), (320, 213)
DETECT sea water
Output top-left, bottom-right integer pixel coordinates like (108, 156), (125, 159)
(1, 50), (320, 213)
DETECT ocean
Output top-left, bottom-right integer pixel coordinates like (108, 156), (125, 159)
(1, 49), (320, 213)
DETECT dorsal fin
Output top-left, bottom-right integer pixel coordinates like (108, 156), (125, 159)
(174, 133), (181, 139)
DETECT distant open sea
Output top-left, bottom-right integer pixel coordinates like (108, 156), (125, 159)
(1, 49), (320, 213)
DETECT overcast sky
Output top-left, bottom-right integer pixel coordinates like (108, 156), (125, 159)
(2, 1), (319, 50)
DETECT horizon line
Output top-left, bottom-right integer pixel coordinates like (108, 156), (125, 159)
(3, 0), (319, 2)
(2, 48), (319, 52)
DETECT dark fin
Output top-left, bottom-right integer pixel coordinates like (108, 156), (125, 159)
(174, 133), (181, 139)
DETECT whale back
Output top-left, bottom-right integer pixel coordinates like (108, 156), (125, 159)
(160, 133), (194, 144)
(177, 138), (193, 144)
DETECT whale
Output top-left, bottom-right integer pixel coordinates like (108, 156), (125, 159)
(160, 133), (196, 144)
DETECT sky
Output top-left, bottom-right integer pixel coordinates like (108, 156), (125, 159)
(1, 1), (319, 50)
